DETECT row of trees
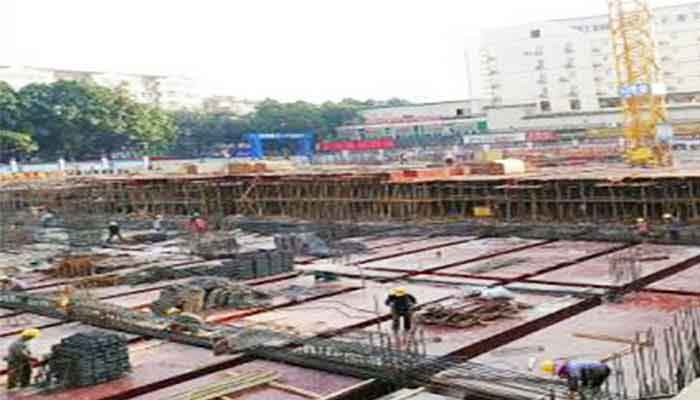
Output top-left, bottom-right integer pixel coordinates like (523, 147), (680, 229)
(0, 80), (409, 161)
(0, 80), (175, 161)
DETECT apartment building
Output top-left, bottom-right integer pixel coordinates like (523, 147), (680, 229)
(0, 65), (202, 110)
(479, 1), (700, 114)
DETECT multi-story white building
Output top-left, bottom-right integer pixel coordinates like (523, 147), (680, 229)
(0, 65), (202, 110)
(479, 1), (700, 114)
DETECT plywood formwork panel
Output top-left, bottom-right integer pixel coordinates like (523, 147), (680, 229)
(230, 281), (454, 335)
(362, 238), (545, 273)
(435, 241), (626, 280)
(362, 292), (582, 357)
(533, 244), (700, 287)
(137, 359), (363, 400)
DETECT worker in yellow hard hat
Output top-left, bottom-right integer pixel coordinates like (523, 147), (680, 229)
(385, 287), (417, 334)
(541, 358), (610, 398)
(5, 329), (40, 389)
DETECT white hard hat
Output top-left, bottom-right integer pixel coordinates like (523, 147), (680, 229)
(109, 221), (118, 226)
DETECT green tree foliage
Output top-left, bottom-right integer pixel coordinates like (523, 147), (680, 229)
(171, 111), (249, 157)
(16, 81), (175, 159)
(0, 131), (38, 162)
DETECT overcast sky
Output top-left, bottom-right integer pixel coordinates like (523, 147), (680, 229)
(2, 0), (692, 103)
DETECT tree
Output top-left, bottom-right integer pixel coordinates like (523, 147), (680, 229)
(0, 131), (38, 162)
(171, 111), (248, 157)
(16, 81), (175, 159)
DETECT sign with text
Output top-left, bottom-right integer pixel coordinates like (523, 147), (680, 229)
(463, 132), (526, 144)
(526, 131), (560, 142)
(320, 137), (395, 152)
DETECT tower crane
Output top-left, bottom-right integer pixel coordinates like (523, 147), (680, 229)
(608, 0), (673, 167)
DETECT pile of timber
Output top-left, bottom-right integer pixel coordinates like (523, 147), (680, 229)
(51, 255), (108, 278)
(417, 298), (531, 329)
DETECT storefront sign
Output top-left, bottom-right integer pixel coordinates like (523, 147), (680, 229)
(526, 131), (560, 142)
(320, 137), (395, 152)
(463, 132), (526, 144)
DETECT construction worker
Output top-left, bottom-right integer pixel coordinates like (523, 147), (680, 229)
(664, 213), (681, 241)
(636, 218), (649, 237)
(187, 213), (208, 235)
(541, 359), (611, 399)
(5, 328), (40, 390)
(153, 214), (164, 233)
(106, 221), (124, 244)
(385, 287), (417, 333)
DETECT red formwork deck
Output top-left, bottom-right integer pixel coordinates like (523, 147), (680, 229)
(647, 261), (700, 295)
(472, 292), (695, 390)
(531, 244), (700, 288)
(433, 241), (626, 281)
(228, 280), (454, 335)
(362, 292), (584, 357)
(0, 342), (240, 400)
(137, 360), (366, 400)
(361, 238), (546, 273)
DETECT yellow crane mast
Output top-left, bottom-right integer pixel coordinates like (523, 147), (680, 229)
(608, 0), (673, 167)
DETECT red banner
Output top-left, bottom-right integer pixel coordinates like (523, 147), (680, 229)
(527, 131), (560, 142)
(320, 138), (395, 152)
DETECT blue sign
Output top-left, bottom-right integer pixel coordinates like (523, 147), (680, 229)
(619, 83), (650, 98)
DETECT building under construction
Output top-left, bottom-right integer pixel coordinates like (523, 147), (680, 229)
(0, 157), (700, 400)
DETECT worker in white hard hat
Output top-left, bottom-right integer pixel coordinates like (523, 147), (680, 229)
(385, 287), (417, 333)
(5, 328), (40, 389)
(105, 221), (124, 244)
(663, 213), (681, 241)
(153, 214), (164, 233)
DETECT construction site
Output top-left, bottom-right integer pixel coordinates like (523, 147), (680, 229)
(4, 0), (700, 400)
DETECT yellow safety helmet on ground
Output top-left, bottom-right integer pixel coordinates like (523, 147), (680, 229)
(391, 287), (407, 296)
(540, 359), (556, 374)
(21, 328), (40, 339)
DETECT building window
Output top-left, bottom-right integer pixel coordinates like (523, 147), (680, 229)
(456, 108), (465, 116)
(678, 14), (688, 22)
(530, 29), (541, 39)
(570, 99), (581, 110)
(540, 100), (551, 112)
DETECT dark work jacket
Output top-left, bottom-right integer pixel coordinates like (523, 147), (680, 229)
(385, 294), (417, 314)
(109, 225), (120, 235)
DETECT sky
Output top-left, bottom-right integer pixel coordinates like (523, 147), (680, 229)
(2, 0), (694, 103)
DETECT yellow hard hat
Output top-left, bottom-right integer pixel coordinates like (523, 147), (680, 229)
(21, 328), (40, 339)
(165, 307), (181, 316)
(391, 287), (407, 296)
(637, 218), (645, 223)
(540, 359), (556, 374)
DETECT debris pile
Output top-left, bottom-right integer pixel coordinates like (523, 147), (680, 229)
(47, 331), (131, 388)
(417, 297), (531, 329)
(152, 277), (271, 315)
(274, 233), (329, 257)
(191, 234), (240, 259)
